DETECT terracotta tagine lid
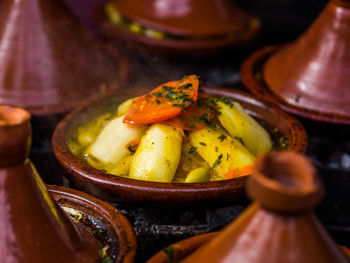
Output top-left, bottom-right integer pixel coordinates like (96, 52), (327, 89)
(263, 0), (350, 121)
(0, 0), (129, 115)
(94, 0), (260, 56)
(0, 105), (100, 263)
(181, 151), (349, 263)
(113, 0), (255, 37)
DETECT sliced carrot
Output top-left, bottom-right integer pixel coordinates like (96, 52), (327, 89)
(162, 105), (211, 131)
(225, 164), (255, 179)
(123, 75), (199, 124)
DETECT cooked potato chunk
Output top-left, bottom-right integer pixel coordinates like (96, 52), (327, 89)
(87, 116), (146, 164)
(217, 101), (272, 156)
(174, 142), (211, 180)
(117, 98), (134, 117)
(108, 154), (134, 176)
(185, 167), (210, 183)
(129, 124), (182, 182)
(189, 127), (255, 179)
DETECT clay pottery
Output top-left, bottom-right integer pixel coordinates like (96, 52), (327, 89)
(241, 0), (350, 124)
(52, 86), (307, 206)
(94, 0), (261, 56)
(0, 105), (136, 263)
(148, 232), (350, 262)
(0, 0), (128, 114)
(149, 151), (349, 263)
(0, 0), (130, 182)
(47, 185), (137, 263)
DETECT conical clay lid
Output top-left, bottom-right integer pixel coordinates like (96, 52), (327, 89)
(183, 152), (348, 263)
(263, 0), (350, 119)
(0, 0), (127, 114)
(112, 0), (257, 37)
(0, 105), (99, 263)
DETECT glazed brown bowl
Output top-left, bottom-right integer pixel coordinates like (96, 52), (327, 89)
(52, 86), (307, 206)
(240, 44), (350, 125)
(93, 3), (260, 57)
(47, 185), (137, 263)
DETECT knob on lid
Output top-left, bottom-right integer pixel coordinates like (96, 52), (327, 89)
(248, 151), (324, 213)
(0, 105), (31, 167)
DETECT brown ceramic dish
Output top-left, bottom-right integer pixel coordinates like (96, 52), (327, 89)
(148, 232), (350, 263)
(241, 44), (350, 124)
(93, 0), (260, 56)
(47, 185), (137, 263)
(52, 86), (307, 205)
(0, 104), (136, 263)
(241, 0), (350, 125)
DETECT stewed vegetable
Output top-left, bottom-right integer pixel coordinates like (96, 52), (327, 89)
(69, 75), (274, 183)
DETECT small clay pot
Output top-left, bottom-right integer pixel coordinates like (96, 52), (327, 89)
(48, 185), (137, 263)
(94, 0), (260, 56)
(148, 152), (349, 263)
(241, 0), (350, 124)
(52, 86), (307, 206)
(0, 105), (136, 263)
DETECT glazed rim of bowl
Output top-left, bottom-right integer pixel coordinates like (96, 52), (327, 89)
(47, 185), (137, 263)
(147, 232), (217, 263)
(52, 86), (307, 205)
(240, 44), (350, 125)
(93, 3), (260, 51)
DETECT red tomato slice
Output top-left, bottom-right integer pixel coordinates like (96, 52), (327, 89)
(123, 75), (199, 124)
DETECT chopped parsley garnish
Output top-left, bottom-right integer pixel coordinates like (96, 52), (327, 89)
(188, 146), (197, 154)
(199, 142), (207, 146)
(100, 169), (107, 172)
(234, 136), (245, 146)
(172, 103), (185, 108)
(217, 96), (233, 108)
(163, 246), (174, 263)
(279, 136), (287, 149)
(127, 144), (138, 153)
(101, 256), (114, 263)
(178, 83), (192, 90)
(218, 134), (227, 142)
(212, 154), (223, 168)
(150, 82), (196, 110)
(161, 85), (174, 91)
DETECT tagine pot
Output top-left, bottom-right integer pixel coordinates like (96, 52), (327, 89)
(148, 233), (350, 262)
(241, 0), (350, 124)
(0, 105), (136, 263)
(148, 152), (349, 263)
(52, 85), (307, 206)
(0, 0), (130, 182)
(94, 0), (261, 56)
